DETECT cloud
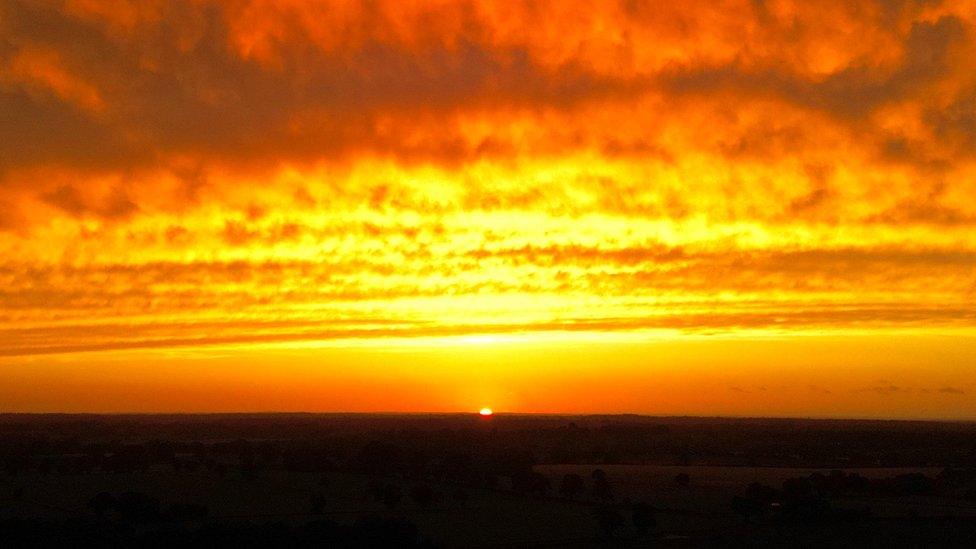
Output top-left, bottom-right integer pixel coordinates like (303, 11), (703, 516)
(660, 16), (967, 119)
(855, 383), (970, 397)
(0, 0), (970, 180)
(860, 383), (904, 396)
(1, 1), (976, 355)
(5, 46), (105, 112)
(0, 0), (655, 176)
(40, 184), (139, 219)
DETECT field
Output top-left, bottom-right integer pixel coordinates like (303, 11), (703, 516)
(3, 414), (976, 546)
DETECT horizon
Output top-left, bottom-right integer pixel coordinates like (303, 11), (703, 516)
(4, 411), (976, 424)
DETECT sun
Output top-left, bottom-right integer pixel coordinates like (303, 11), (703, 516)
(479, 407), (493, 417)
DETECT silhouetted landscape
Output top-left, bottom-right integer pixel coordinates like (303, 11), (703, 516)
(3, 414), (976, 547)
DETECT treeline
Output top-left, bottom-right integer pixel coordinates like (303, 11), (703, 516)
(730, 468), (976, 522)
(4, 415), (976, 469)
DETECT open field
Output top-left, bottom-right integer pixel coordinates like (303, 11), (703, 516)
(3, 414), (976, 546)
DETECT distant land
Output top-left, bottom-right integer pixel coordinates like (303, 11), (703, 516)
(3, 414), (976, 546)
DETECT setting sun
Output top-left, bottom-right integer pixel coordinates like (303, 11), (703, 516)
(479, 408), (494, 417)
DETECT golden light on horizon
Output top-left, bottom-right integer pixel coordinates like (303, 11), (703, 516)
(1, 0), (976, 417)
(479, 408), (494, 417)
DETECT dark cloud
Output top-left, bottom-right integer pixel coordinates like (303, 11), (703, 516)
(0, 0), (974, 234)
(661, 17), (966, 120)
(868, 180), (976, 226)
(221, 220), (258, 246)
(40, 184), (86, 216)
(857, 383), (904, 396)
(787, 164), (835, 216)
(855, 383), (969, 396)
(3, 0), (968, 181)
(40, 184), (139, 219)
(925, 86), (976, 156)
(0, 0), (651, 176)
(658, 15), (975, 173)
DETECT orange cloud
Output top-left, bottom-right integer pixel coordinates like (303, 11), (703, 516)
(0, 0), (974, 375)
(5, 46), (105, 112)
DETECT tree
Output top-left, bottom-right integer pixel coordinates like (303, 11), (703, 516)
(511, 471), (549, 495)
(782, 476), (812, 501)
(674, 472), (691, 488)
(559, 473), (584, 499)
(591, 469), (614, 501)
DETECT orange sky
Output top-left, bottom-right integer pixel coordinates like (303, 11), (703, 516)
(1, 0), (975, 417)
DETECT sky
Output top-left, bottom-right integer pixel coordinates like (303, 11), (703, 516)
(1, 0), (976, 417)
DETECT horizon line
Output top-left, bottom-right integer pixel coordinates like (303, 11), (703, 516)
(2, 411), (975, 424)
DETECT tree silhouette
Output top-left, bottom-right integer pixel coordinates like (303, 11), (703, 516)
(674, 472), (691, 488)
(512, 471), (551, 496)
(591, 469), (614, 501)
(559, 473), (584, 499)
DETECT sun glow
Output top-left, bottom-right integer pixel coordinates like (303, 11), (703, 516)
(479, 407), (493, 417)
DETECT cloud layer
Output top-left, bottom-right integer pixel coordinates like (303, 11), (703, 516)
(2, 0), (976, 355)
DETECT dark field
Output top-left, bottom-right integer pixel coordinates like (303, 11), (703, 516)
(3, 414), (976, 547)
